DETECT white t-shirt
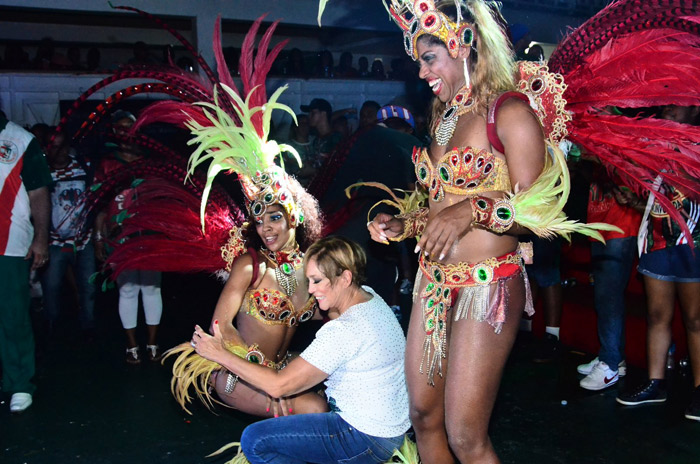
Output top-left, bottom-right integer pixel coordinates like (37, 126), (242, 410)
(300, 286), (410, 438)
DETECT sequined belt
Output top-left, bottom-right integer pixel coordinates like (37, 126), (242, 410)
(418, 250), (522, 288)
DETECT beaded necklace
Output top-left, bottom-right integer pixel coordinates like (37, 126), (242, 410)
(435, 85), (475, 146)
(262, 244), (303, 296)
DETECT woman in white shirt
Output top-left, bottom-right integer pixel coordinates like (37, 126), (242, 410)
(192, 236), (410, 463)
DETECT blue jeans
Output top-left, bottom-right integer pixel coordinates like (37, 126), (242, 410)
(240, 412), (405, 464)
(40, 242), (96, 330)
(591, 237), (637, 369)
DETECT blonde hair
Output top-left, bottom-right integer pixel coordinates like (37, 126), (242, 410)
(426, 0), (516, 126)
(303, 236), (366, 286)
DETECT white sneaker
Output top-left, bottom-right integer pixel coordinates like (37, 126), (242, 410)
(577, 357), (626, 377)
(580, 361), (619, 391)
(10, 392), (33, 413)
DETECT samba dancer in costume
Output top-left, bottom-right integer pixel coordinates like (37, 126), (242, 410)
(58, 7), (328, 417)
(349, 0), (700, 461)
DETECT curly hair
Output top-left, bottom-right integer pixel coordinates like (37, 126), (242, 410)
(245, 175), (323, 251)
(422, 0), (516, 127)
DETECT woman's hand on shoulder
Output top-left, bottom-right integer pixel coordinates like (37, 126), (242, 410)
(496, 98), (545, 190)
(416, 200), (472, 261)
(368, 213), (403, 244)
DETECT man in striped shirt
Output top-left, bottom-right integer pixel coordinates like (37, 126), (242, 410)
(0, 112), (52, 413)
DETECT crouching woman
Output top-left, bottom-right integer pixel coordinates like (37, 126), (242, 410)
(192, 236), (411, 464)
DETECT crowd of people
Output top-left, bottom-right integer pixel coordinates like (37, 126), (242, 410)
(1, 1), (699, 464)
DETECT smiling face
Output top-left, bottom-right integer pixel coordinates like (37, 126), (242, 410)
(416, 37), (468, 103)
(254, 204), (295, 252)
(305, 257), (338, 312)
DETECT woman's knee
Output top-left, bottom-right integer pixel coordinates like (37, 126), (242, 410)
(409, 401), (443, 431)
(445, 421), (487, 453)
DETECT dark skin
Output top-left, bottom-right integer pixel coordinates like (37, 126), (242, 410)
(369, 37), (544, 464)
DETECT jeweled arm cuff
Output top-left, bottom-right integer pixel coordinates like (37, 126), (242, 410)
(389, 207), (429, 242)
(470, 196), (515, 234)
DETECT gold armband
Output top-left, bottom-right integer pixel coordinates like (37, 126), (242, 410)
(389, 207), (429, 242)
(470, 196), (515, 234)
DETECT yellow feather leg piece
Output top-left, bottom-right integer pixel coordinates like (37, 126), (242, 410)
(511, 141), (621, 242)
(386, 436), (420, 464)
(162, 341), (247, 415)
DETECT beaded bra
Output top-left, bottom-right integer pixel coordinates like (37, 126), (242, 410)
(245, 288), (317, 327)
(413, 146), (511, 202)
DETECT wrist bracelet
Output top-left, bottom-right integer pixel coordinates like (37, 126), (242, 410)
(224, 371), (238, 393)
(470, 196), (515, 234)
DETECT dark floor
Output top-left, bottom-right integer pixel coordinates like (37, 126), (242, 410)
(2, 273), (699, 464)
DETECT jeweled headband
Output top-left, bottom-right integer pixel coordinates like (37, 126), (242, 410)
(384, 0), (474, 60)
(241, 166), (304, 228)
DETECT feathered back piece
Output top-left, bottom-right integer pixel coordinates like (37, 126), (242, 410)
(548, 0), (700, 239)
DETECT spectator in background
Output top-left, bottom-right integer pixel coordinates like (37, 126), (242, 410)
(94, 110), (164, 364)
(357, 56), (370, 78)
(377, 104), (416, 135)
(66, 46), (84, 71)
(286, 48), (308, 78)
(335, 51), (358, 78)
(314, 49), (334, 78)
(286, 113), (316, 186)
(388, 58), (407, 80)
(616, 105), (700, 422)
(301, 98), (342, 169)
(371, 59), (386, 80)
(577, 162), (640, 390)
(0, 112), (52, 413)
(41, 131), (97, 338)
(509, 23), (531, 61)
(358, 100), (381, 131)
(526, 44), (545, 62)
(332, 115), (350, 141)
(33, 37), (56, 70)
(86, 47), (101, 72)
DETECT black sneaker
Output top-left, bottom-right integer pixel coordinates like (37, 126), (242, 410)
(616, 379), (667, 405)
(532, 333), (560, 363)
(685, 385), (700, 421)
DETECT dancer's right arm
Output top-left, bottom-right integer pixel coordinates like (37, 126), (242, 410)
(210, 252), (256, 347)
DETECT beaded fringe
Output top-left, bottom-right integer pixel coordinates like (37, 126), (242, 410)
(415, 268), (534, 385)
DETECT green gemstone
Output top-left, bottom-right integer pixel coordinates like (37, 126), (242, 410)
(439, 166), (449, 182)
(496, 207), (512, 220)
(419, 167), (427, 180)
(281, 263), (292, 274)
(426, 282), (435, 292)
(248, 355), (259, 364)
(427, 299), (435, 308)
(427, 319), (435, 329)
(264, 193), (274, 202)
(477, 199), (488, 209)
(433, 270), (443, 283)
(443, 288), (450, 298)
(477, 269), (488, 281)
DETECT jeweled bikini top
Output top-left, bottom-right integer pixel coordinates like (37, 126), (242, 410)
(245, 287), (316, 327)
(413, 146), (511, 202)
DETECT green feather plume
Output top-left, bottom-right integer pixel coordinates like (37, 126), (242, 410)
(184, 84), (300, 230)
(511, 141), (620, 242)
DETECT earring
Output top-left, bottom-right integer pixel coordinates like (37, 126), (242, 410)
(463, 58), (471, 90)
